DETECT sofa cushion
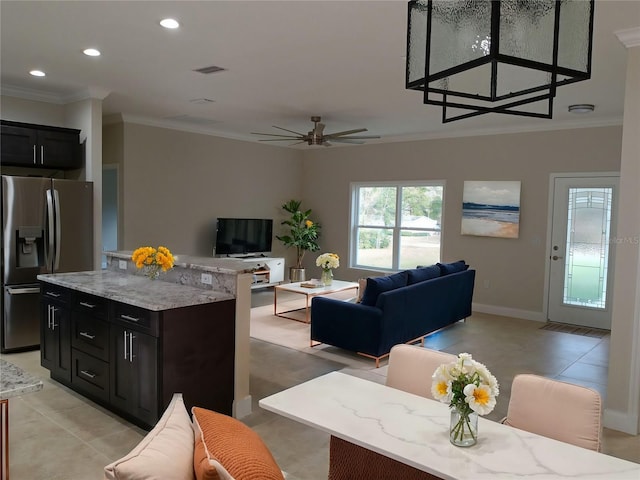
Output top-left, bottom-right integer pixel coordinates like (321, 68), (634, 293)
(407, 265), (441, 285)
(104, 393), (195, 480)
(360, 271), (408, 306)
(437, 260), (468, 276)
(192, 407), (284, 480)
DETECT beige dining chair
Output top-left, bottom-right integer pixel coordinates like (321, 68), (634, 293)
(502, 373), (603, 452)
(385, 344), (457, 398)
(329, 345), (455, 480)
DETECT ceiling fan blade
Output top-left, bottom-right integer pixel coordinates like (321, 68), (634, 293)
(328, 138), (365, 144)
(331, 135), (380, 140)
(251, 132), (302, 138)
(272, 125), (306, 136)
(258, 138), (303, 142)
(325, 128), (368, 137)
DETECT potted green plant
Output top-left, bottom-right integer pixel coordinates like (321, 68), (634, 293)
(276, 199), (321, 281)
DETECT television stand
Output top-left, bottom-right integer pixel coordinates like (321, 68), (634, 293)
(238, 257), (285, 289)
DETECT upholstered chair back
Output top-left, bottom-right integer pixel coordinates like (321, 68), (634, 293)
(503, 373), (602, 452)
(385, 344), (456, 399)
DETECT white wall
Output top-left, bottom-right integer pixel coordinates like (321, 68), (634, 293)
(301, 126), (622, 318)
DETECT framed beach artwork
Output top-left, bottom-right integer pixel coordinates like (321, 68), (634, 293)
(461, 181), (521, 238)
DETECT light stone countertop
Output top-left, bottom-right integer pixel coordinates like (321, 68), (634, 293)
(105, 250), (262, 274)
(0, 358), (43, 400)
(260, 371), (640, 480)
(37, 270), (235, 311)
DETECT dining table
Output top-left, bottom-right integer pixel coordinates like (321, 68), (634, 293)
(259, 371), (640, 480)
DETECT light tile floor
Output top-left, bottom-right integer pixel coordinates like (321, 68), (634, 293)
(2, 303), (639, 479)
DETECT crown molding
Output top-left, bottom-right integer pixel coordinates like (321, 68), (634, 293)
(1, 84), (65, 104)
(615, 27), (640, 48)
(1, 83), (110, 104)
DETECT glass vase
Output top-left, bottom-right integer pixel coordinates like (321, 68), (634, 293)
(450, 405), (478, 447)
(145, 265), (161, 280)
(321, 269), (333, 286)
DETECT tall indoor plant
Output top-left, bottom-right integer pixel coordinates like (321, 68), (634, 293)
(276, 199), (321, 281)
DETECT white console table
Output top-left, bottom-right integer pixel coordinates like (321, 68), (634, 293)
(260, 371), (640, 480)
(238, 257), (285, 289)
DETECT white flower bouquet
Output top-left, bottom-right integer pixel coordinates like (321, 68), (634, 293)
(315, 253), (339, 271)
(432, 352), (499, 445)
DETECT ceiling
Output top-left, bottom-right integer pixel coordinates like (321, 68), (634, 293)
(1, 1), (638, 147)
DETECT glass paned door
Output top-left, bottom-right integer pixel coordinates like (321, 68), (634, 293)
(548, 176), (618, 329)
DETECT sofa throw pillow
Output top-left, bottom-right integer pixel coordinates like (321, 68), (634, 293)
(192, 407), (284, 480)
(437, 260), (469, 276)
(360, 271), (408, 306)
(104, 393), (195, 480)
(356, 278), (367, 303)
(407, 265), (441, 285)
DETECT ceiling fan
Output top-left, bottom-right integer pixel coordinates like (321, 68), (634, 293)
(251, 116), (380, 146)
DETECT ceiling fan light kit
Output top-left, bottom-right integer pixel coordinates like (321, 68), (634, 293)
(406, 0), (595, 123)
(252, 116), (380, 146)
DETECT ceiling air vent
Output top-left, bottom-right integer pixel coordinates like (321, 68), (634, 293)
(193, 65), (226, 74)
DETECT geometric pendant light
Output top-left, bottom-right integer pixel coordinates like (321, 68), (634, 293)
(406, 0), (595, 122)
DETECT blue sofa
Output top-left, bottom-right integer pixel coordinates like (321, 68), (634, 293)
(310, 262), (475, 367)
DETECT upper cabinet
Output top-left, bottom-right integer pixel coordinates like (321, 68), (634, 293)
(1, 120), (82, 170)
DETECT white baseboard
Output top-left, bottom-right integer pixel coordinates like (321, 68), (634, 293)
(472, 303), (546, 322)
(604, 408), (639, 435)
(233, 394), (253, 419)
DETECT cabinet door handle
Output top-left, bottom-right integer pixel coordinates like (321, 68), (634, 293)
(41, 145), (44, 165)
(46, 291), (61, 298)
(47, 305), (52, 329)
(129, 333), (135, 363)
(123, 331), (128, 360)
(80, 370), (96, 379)
(50, 306), (58, 330)
(120, 314), (139, 323)
(79, 301), (96, 309)
(79, 331), (95, 340)
(33, 144), (37, 164)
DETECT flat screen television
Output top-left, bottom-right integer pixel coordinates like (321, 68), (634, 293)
(215, 218), (273, 257)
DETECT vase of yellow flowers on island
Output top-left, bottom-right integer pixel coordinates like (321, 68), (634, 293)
(131, 246), (175, 280)
(316, 253), (339, 286)
(432, 352), (499, 447)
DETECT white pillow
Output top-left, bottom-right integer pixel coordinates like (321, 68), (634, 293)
(104, 393), (195, 480)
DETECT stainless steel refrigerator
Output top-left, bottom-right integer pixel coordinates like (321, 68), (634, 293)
(1, 175), (93, 352)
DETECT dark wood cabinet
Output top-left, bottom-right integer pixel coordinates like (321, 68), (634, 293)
(40, 281), (236, 429)
(1, 120), (81, 169)
(110, 322), (159, 427)
(40, 285), (72, 383)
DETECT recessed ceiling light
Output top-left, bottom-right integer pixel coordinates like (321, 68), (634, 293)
(160, 18), (180, 29)
(29, 70), (46, 77)
(83, 48), (101, 57)
(568, 104), (595, 114)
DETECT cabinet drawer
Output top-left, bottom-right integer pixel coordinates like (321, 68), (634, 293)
(72, 349), (109, 403)
(41, 283), (69, 304)
(74, 292), (108, 319)
(112, 302), (159, 337)
(72, 314), (109, 361)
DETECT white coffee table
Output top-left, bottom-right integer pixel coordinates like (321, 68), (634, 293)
(274, 280), (359, 324)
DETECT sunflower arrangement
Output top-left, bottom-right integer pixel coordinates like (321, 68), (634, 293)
(131, 246), (175, 279)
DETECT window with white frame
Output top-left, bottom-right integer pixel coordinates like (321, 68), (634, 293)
(350, 182), (444, 271)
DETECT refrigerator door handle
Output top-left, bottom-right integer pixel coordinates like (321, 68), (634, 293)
(7, 287), (40, 295)
(53, 189), (62, 271)
(45, 189), (55, 271)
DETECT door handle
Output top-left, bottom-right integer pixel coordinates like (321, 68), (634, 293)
(123, 331), (128, 360)
(80, 370), (96, 379)
(41, 145), (44, 165)
(129, 333), (135, 363)
(33, 145), (37, 164)
(79, 331), (95, 340)
(552, 255), (564, 261)
(7, 287), (40, 295)
(53, 189), (61, 271)
(79, 302), (96, 309)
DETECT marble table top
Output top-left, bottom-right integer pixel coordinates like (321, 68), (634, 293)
(260, 371), (640, 480)
(0, 359), (43, 400)
(38, 270), (235, 311)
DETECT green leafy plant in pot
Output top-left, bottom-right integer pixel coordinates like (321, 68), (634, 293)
(276, 200), (321, 281)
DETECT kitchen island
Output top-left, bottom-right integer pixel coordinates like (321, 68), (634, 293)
(38, 252), (258, 429)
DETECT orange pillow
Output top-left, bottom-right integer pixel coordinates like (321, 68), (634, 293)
(192, 407), (284, 480)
